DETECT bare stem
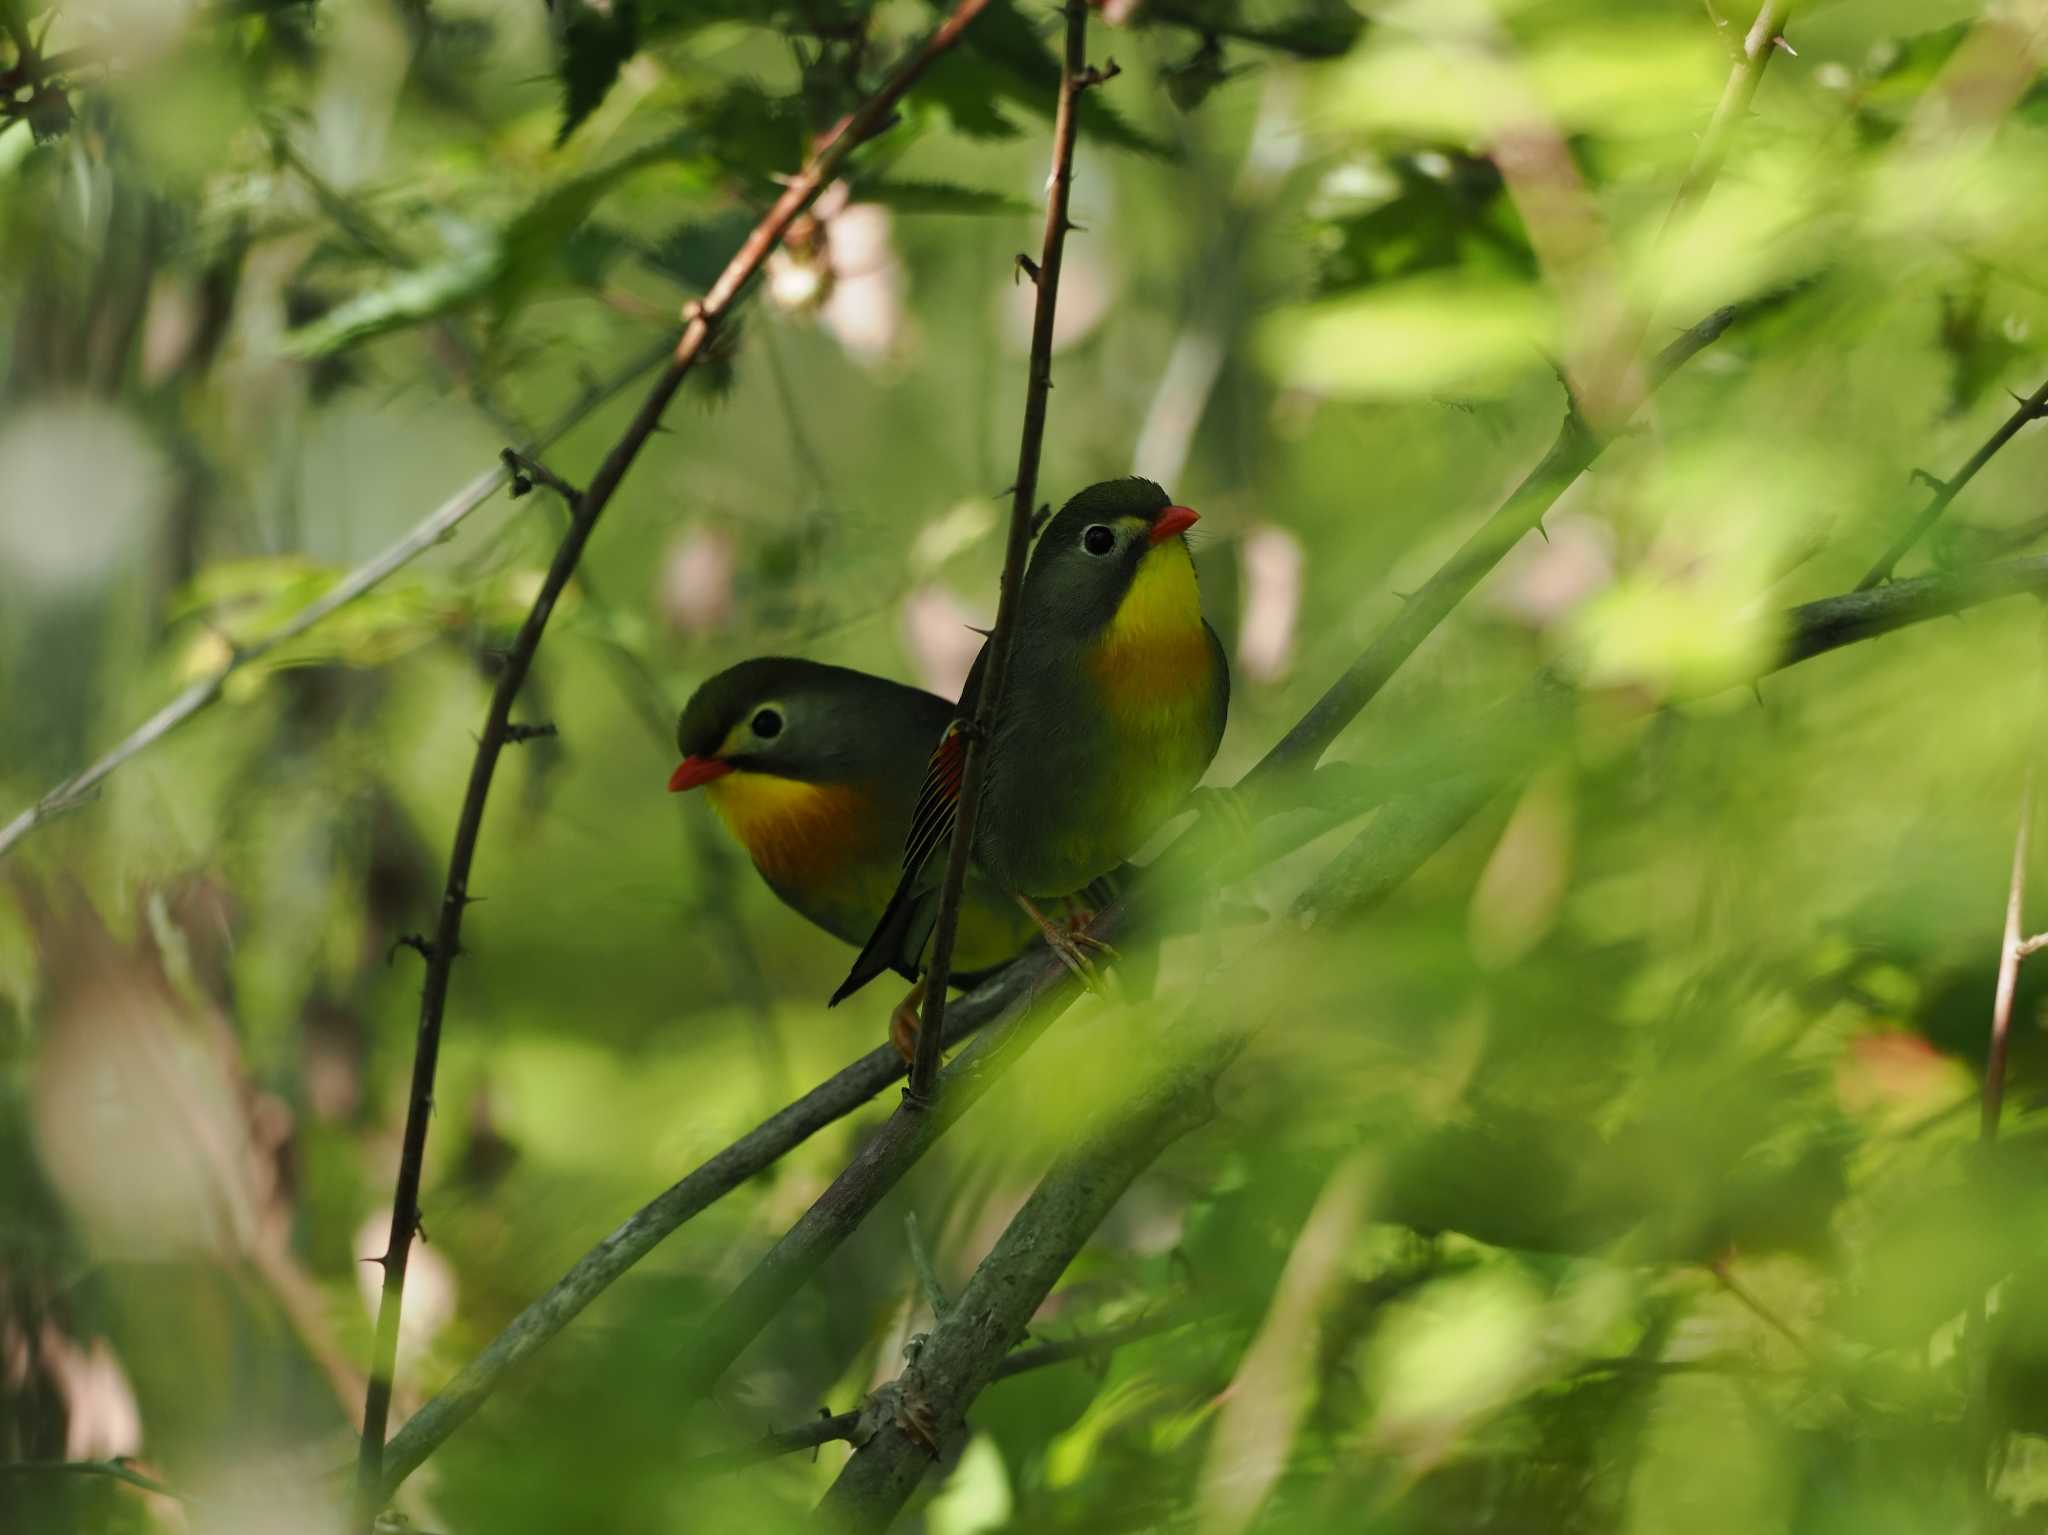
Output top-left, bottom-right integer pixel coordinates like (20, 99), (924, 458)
(1985, 767), (2033, 1143)
(909, 0), (1096, 1103)
(1857, 374), (2048, 590)
(353, 0), (995, 1516)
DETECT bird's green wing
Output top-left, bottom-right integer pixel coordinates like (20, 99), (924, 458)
(898, 642), (989, 881)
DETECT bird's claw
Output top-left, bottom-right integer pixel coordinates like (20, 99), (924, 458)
(889, 978), (928, 1065)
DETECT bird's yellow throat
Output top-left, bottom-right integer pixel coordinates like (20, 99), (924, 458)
(1090, 540), (1211, 719)
(703, 771), (871, 885)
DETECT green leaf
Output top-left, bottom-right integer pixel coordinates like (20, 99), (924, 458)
(285, 137), (707, 356)
(929, 0), (1176, 158)
(555, 0), (642, 145)
(852, 178), (1035, 217)
(1141, 0), (1366, 60)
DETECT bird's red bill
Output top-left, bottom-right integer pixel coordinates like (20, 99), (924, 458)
(1148, 505), (1200, 545)
(668, 756), (733, 792)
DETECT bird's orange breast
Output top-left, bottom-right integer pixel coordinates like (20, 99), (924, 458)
(703, 772), (878, 888)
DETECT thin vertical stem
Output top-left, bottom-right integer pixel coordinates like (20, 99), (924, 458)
(350, 1), (994, 1517)
(907, 2), (1098, 1102)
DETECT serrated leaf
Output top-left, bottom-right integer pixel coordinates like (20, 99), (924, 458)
(1142, 0), (1365, 60)
(939, 0), (1176, 159)
(853, 178), (1034, 217)
(285, 137), (708, 356)
(555, 0), (641, 144)
(641, 209), (759, 291)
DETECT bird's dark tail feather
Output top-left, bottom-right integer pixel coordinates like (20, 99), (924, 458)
(830, 870), (924, 1007)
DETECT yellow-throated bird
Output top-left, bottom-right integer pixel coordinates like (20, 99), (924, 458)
(669, 657), (1104, 1055)
(832, 478), (1227, 1019)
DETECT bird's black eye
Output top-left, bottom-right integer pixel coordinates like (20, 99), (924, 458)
(1082, 524), (1116, 557)
(751, 707), (783, 740)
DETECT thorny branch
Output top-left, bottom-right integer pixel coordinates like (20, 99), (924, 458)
(378, 536), (2048, 1490)
(380, 26), (1819, 1463)
(1857, 374), (2048, 590)
(353, 0), (996, 1518)
(908, 0), (1103, 1103)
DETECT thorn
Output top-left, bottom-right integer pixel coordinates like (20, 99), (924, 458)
(965, 624), (994, 638)
(1061, 218), (1088, 234)
(1076, 59), (1122, 89)
(994, 481), (1017, 501)
(505, 722), (558, 745)
(389, 933), (434, 966)
(413, 1210), (429, 1244)
(1751, 682), (1765, 707)
(1535, 519), (1550, 543)
(1013, 253), (1040, 286)
(1770, 34), (1796, 55)
(1029, 501), (1053, 535)
(1910, 467), (1949, 495)
(1391, 589), (1414, 603)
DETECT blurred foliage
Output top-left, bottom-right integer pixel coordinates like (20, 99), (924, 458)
(8, 1), (2048, 1533)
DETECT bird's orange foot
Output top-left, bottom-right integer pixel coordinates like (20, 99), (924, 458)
(1016, 894), (1112, 991)
(889, 977), (929, 1065)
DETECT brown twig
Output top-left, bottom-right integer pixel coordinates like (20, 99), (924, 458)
(352, 0), (995, 1517)
(908, 0), (1099, 1103)
(1856, 375), (2048, 590)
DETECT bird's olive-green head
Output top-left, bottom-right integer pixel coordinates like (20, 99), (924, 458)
(669, 657), (946, 792)
(1022, 477), (1201, 638)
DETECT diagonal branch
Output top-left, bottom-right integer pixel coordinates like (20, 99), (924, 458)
(682, 1313), (1187, 1480)
(352, 0), (996, 1515)
(1239, 298), (1755, 800)
(1856, 374), (2048, 590)
(909, 1), (1100, 1101)
(1241, 2), (1792, 800)
(0, 340), (672, 864)
(380, 542), (2048, 1491)
(815, 1025), (1244, 1530)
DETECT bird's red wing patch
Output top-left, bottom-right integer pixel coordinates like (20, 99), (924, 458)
(902, 720), (967, 878)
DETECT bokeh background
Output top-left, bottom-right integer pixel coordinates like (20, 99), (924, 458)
(9, 0), (2048, 1530)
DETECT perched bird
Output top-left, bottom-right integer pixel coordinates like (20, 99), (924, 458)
(833, 477), (1228, 1023)
(669, 657), (1084, 1055)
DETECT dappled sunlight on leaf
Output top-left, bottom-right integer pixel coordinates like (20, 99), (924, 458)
(1260, 275), (1555, 400)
